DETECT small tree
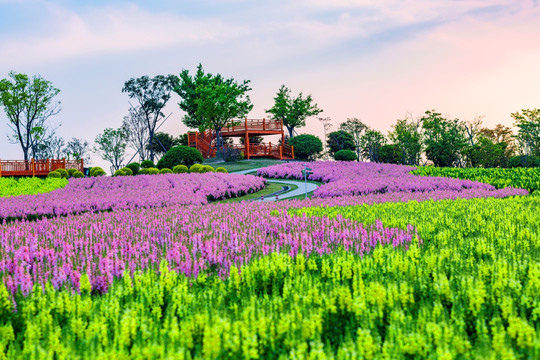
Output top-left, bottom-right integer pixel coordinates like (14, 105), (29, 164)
(157, 145), (203, 169)
(327, 130), (356, 156)
(389, 116), (423, 165)
(339, 118), (367, 161)
(65, 137), (90, 164)
(94, 128), (127, 173)
(175, 64), (252, 159)
(421, 110), (468, 167)
(122, 106), (150, 162)
(512, 108), (540, 156)
(147, 132), (180, 159)
(266, 85), (323, 138)
(122, 75), (178, 163)
(34, 135), (65, 160)
(360, 129), (386, 162)
(0, 71), (61, 161)
(479, 124), (516, 159)
(239, 135), (263, 145)
(289, 134), (323, 160)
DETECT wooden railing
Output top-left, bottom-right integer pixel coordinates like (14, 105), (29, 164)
(221, 118), (283, 134)
(0, 158), (84, 177)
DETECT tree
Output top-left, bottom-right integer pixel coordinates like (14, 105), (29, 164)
(122, 106), (150, 162)
(512, 108), (540, 156)
(34, 135), (65, 160)
(360, 129), (386, 162)
(289, 134), (323, 160)
(479, 124), (516, 159)
(65, 137), (90, 164)
(327, 130), (356, 156)
(146, 132), (180, 159)
(94, 128), (127, 173)
(464, 136), (508, 168)
(175, 64), (253, 159)
(266, 85), (323, 138)
(389, 116), (423, 165)
(379, 144), (401, 164)
(421, 110), (468, 167)
(122, 75), (178, 163)
(239, 135), (263, 145)
(339, 118), (367, 161)
(0, 71), (61, 161)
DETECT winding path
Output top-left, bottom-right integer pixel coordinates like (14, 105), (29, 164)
(232, 168), (319, 201)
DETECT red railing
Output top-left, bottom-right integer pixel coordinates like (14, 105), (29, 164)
(221, 118), (283, 134)
(0, 158), (84, 177)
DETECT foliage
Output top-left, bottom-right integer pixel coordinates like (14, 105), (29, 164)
(288, 134), (323, 160)
(464, 136), (509, 168)
(0, 177), (67, 198)
(0, 71), (62, 161)
(215, 167), (228, 173)
(89, 167), (104, 177)
(175, 64), (252, 158)
(412, 166), (540, 192)
(157, 145), (203, 169)
(160, 168), (173, 174)
(140, 160), (155, 169)
(122, 74), (178, 162)
(120, 167), (133, 176)
(122, 106), (150, 162)
(333, 149), (357, 161)
(46, 171), (61, 179)
(72, 171), (84, 178)
(147, 167), (160, 175)
(508, 155), (540, 168)
(389, 117), (423, 165)
(146, 131), (181, 158)
(64, 137), (90, 163)
(339, 118), (368, 161)
(222, 147), (244, 162)
(189, 164), (203, 173)
(34, 135), (65, 160)
(512, 108), (540, 156)
(56, 168), (69, 179)
(125, 162), (140, 175)
(94, 128), (127, 173)
(114, 169), (126, 176)
(199, 165), (215, 173)
(378, 144), (401, 164)
(172, 165), (189, 174)
(327, 130), (355, 155)
(239, 135), (263, 145)
(93, 169), (106, 177)
(360, 129), (386, 162)
(422, 110), (468, 167)
(265, 85), (323, 138)
(479, 124), (517, 159)
(67, 168), (78, 177)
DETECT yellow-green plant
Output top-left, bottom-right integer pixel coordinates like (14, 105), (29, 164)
(0, 177), (68, 198)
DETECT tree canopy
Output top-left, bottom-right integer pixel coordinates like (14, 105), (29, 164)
(94, 128), (128, 173)
(512, 108), (540, 157)
(266, 85), (322, 138)
(327, 130), (356, 156)
(339, 118), (367, 161)
(389, 116), (423, 166)
(421, 110), (468, 167)
(0, 71), (61, 161)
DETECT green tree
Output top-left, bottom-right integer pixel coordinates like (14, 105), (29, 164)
(146, 132), (180, 159)
(339, 118), (367, 161)
(379, 144), (402, 164)
(389, 117), (423, 165)
(34, 135), (65, 160)
(175, 64), (253, 159)
(266, 85), (323, 138)
(421, 110), (468, 167)
(360, 129), (386, 162)
(289, 134), (323, 160)
(65, 137), (90, 164)
(512, 108), (540, 156)
(0, 71), (61, 161)
(122, 106), (150, 162)
(94, 128), (128, 173)
(239, 135), (263, 145)
(464, 136), (508, 168)
(327, 130), (355, 156)
(122, 75), (178, 163)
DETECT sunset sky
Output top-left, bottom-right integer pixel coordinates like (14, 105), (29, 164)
(1, 0), (539, 167)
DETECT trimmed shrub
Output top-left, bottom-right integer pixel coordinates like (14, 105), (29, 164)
(126, 162), (140, 175)
(334, 149), (357, 161)
(140, 160), (155, 169)
(289, 134), (323, 160)
(114, 169), (126, 176)
(89, 167), (104, 177)
(56, 168), (69, 179)
(215, 167), (228, 173)
(173, 165), (189, 174)
(47, 171), (62, 179)
(120, 167), (133, 176)
(160, 168), (173, 174)
(72, 171), (84, 178)
(199, 165), (215, 173)
(157, 145), (203, 169)
(93, 169), (106, 177)
(222, 147), (244, 162)
(147, 167), (160, 175)
(189, 164), (203, 173)
(67, 168), (78, 177)
(138, 168), (149, 175)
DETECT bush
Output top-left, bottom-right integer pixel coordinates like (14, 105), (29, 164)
(222, 147), (244, 162)
(508, 155), (540, 168)
(289, 134), (323, 160)
(93, 169), (106, 177)
(327, 130), (356, 155)
(72, 171), (84, 178)
(190, 164), (203, 173)
(199, 165), (214, 173)
(114, 169), (126, 176)
(147, 167), (160, 175)
(125, 162), (140, 175)
(138, 168), (149, 175)
(140, 160), (155, 169)
(121, 167), (133, 176)
(47, 171), (62, 179)
(334, 149), (357, 161)
(55, 168), (69, 179)
(173, 165), (189, 174)
(157, 145), (203, 169)
(160, 168), (173, 174)
(379, 144), (401, 164)
(67, 168), (78, 177)
(215, 167), (228, 173)
(89, 167), (104, 177)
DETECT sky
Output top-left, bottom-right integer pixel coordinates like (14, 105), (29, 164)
(1, 0), (539, 168)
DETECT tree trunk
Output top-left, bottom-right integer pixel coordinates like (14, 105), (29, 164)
(148, 129), (155, 163)
(287, 126), (294, 138)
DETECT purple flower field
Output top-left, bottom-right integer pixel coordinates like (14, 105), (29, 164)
(0, 173), (266, 221)
(257, 161), (518, 198)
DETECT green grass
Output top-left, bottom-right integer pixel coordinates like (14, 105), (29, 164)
(204, 159), (288, 173)
(0, 177), (68, 198)
(215, 182), (287, 203)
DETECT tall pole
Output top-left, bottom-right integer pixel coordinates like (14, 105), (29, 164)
(318, 117), (333, 159)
